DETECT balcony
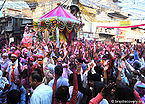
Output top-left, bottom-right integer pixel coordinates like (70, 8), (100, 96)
(13, 27), (20, 31)
(22, 19), (33, 25)
(5, 26), (13, 32)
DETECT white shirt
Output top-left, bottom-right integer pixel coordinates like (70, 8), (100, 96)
(48, 76), (69, 89)
(0, 77), (9, 89)
(30, 83), (53, 104)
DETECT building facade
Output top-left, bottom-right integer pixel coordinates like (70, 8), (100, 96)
(0, 16), (33, 47)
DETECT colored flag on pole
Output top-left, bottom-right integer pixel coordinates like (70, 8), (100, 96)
(21, 25), (32, 47)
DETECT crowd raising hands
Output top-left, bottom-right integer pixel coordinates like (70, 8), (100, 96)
(0, 39), (145, 104)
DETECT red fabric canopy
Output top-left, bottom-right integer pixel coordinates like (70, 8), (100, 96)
(40, 6), (78, 20)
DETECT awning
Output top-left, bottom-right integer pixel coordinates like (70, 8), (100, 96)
(108, 12), (128, 19)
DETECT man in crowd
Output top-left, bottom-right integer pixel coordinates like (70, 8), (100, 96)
(29, 72), (53, 104)
(6, 53), (22, 90)
(48, 65), (69, 88)
(0, 53), (10, 72)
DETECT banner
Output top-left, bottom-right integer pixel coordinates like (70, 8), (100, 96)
(96, 23), (145, 28)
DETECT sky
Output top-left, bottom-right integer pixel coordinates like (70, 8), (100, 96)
(0, 1), (30, 10)
(116, 0), (145, 20)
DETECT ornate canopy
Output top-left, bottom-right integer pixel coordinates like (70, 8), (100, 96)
(34, 6), (84, 33)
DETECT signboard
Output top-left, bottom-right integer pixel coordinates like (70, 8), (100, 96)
(119, 21), (131, 26)
(9, 37), (14, 46)
(10, 37), (14, 43)
(96, 27), (117, 35)
(116, 29), (126, 42)
(116, 28), (131, 42)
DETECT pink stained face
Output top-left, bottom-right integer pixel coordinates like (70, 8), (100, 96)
(57, 59), (63, 65)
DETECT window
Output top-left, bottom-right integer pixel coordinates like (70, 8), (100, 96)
(8, 20), (12, 27)
(15, 18), (20, 27)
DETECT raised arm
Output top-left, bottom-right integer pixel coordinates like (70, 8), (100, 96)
(89, 83), (116, 104)
(69, 63), (78, 104)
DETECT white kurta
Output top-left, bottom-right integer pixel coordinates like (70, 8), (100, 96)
(30, 83), (53, 104)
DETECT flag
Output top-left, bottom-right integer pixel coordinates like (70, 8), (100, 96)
(21, 25), (32, 47)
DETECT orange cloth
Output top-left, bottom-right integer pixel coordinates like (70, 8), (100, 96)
(11, 65), (15, 82)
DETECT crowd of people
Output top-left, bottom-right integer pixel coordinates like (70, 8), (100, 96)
(0, 39), (145, 104)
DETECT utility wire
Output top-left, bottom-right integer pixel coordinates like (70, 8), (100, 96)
(0, 0), (7, 11)
(61, 0), (69, 5)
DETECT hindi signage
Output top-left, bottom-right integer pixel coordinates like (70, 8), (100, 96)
(119, 21), (131, 26)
